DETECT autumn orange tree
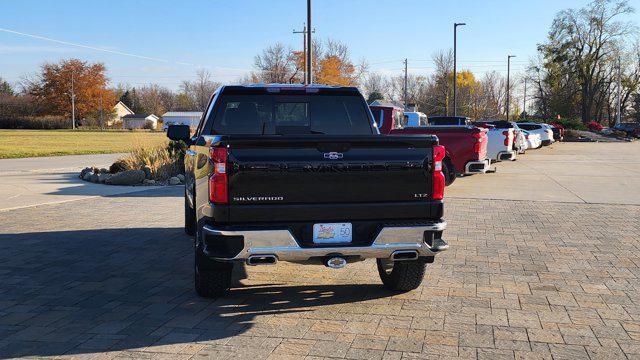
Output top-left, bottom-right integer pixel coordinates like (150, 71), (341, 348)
(246, 39), (360, 86)
(315, 40), (358, 86)
(32, 59), (115, 119)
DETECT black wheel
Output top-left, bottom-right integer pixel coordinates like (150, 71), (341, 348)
(184, 188), (196, 236)
(442, 160), (456, 186)
(194, 227), (233, 298)
(377, 258), (427, 292)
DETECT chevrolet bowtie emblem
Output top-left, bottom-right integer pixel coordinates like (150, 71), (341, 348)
(323, 152), (343, 160)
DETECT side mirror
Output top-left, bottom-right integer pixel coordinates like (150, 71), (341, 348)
(167, 124), (191, 142)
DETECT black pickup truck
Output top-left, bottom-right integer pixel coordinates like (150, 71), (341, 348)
(167, 84), (448, 297)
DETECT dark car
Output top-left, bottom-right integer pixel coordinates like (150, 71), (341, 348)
(613, 123), (640, 138)
(168, 84), (449, 297)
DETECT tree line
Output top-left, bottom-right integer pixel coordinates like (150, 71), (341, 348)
(529, 0), (640, 124)
(238, 0), (640, 124)
(0, 61), (220, 128)
(1, 0), (638, 129)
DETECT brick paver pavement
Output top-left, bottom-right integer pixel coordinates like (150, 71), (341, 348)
(1, 187), (639, 359)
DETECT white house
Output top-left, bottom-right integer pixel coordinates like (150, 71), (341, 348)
(162, 111), (203, 129)
(110, 101), (134, 126)
(122, 114), (159, 130)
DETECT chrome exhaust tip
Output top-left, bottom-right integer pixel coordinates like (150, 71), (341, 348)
(391, 250), (419, 261)
(324, 256), (347, 269)
(246, 255), (277, 266)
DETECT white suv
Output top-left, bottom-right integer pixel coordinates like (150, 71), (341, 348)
(516, 123), (554, 146)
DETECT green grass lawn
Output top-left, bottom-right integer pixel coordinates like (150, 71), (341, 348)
(0, 130), (169, 159)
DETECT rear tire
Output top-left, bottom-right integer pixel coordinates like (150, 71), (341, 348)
(184, 188), (196, 236)
(194, 228), (233, 298)
(377, 258), (427, 292)
(442, 160), (456, 186)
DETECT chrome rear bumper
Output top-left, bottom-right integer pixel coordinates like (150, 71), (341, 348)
(202, 222), (447, 262)
(497, 151), (516, 161)
(464, 159), (490, 174)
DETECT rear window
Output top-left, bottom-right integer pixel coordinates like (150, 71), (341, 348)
(208, 94), (373, 135)
(517, 124), (541, 130)
(428, 116), (470, 126)
(484, 121), (514, 128)
(429, 118), (461, 126)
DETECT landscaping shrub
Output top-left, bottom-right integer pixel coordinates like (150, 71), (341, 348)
(109, 159), (131, 174)
(0, 116), (71, 129)
(564, 129), (581, 139)
(611, 130), (628, 138)
(142, 120), (156, 130)
(167, 140), (188, 158)
(551, 118), (587, 130)
(117, 140), (184, 181)
(587, 121), (604, 132)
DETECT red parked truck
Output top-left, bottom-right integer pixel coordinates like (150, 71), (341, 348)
(370, 105), (490, 185)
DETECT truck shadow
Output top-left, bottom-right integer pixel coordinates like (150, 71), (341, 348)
(0, 227), (395, 358)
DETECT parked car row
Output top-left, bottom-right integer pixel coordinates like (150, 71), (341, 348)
(369, 104), (562, 186)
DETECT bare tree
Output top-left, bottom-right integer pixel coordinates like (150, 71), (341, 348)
(136, 84), (178, 116)
(253, 43), (296, 84)
(360, 72), (389, 100)
(540, 0), (636, 122)
(180, 69), (220, 111)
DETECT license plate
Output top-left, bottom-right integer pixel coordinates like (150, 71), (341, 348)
(313, 223), (352, 244)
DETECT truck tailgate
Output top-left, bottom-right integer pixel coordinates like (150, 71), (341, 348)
(212, 135), (437, 221)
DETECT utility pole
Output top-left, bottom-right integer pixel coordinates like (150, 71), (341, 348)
(306, 0), (313, 84)
(71, 69), (76, 129)
(523, 78), (527, 120)
(403, 58), (408, 109)
(100, 92), (104, 130)
(506, 55), (516, 120)
(616, 58), (622, 125)
(453, 23), (466, 116)
(293, 23), (315, 85)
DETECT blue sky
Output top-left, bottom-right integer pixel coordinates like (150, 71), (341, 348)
(1, 0), (638, 90)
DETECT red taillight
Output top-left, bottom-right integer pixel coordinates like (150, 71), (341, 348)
(209, 146), (228, 204)
(502, 130), (511, 146)
(432, 145), (445, 200)
(472, 131), (483, 153)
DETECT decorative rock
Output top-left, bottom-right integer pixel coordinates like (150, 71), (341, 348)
(169, 176), (181, 185)
(98, 173), (111, 183)
(79, 167), (93, 179)
(82, 172), (93, 181)
(176, 174), (185, 183)
(143, 179), (156, 186)
(90, 174), (99, 183)
(105, 169), (146, 186)
(99, 168), (109, 174)
(142, 166), (152, 179)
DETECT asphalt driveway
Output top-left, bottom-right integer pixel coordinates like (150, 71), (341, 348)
(0, 153), (157, 211)
(447, 141), (640, 205)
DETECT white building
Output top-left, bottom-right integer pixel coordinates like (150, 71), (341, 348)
(162, 111), (203, 129)
(122, 114), (159, 130)
(110, 101), (134, 126)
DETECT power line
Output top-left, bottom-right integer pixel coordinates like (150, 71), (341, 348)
(0, 27), (195, 66)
